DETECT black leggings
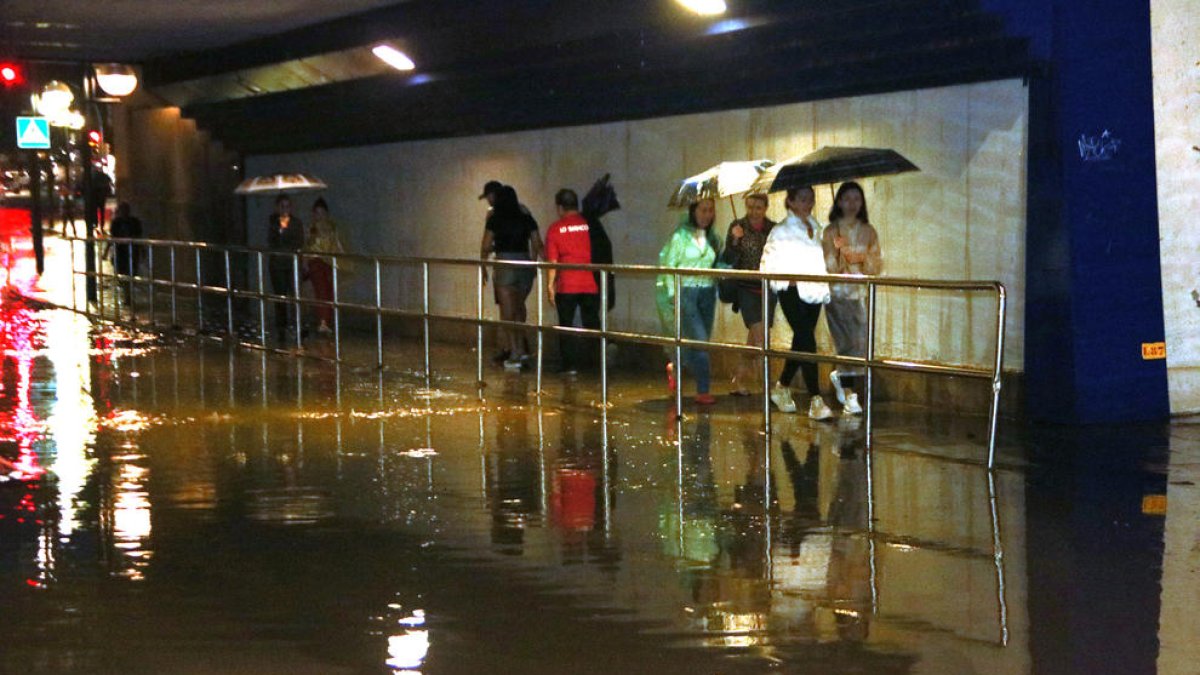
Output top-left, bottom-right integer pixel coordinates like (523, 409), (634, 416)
(777, 286), (821, 394)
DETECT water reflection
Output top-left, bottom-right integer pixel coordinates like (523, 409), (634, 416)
(3, 293), (1195, 673)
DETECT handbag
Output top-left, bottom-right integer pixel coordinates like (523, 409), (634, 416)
(715, 261), (739, 306)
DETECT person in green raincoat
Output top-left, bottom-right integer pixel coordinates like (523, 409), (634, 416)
(656, 197), (722, 405)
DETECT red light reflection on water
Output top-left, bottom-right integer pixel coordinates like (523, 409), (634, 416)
(0, 298), (47, 483)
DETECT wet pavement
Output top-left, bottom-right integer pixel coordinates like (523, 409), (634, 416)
(2, 249), (1200, 673)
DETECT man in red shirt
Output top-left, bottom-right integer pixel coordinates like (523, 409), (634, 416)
(545, 188), (600, 374)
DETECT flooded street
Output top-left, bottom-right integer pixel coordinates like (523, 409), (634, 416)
(2, 298), (1198, 674)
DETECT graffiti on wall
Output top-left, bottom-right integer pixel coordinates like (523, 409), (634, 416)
(1078, 130), (1121, 161)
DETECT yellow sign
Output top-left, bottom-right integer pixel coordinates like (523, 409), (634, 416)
(1141, 342), (1166, 360)
(1142, 494), (1167, 515)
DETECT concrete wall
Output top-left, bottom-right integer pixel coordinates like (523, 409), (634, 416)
(1152, 0), (1200, 413)
(248, 79), (1028, 373)
(112, 99), (242, 246)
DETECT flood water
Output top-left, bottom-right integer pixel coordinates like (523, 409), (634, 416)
(2, 297), (1198, 674)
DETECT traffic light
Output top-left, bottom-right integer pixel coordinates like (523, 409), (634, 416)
(87, 129), (102, 150)
(0, 62), (24, 87)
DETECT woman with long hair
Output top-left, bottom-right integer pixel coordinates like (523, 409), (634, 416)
(759, 186), (832, 419)
(656, 198), (721, 405)
(722, 192), (776, 394)
(822, 181), (882, 416)
(481, 185), (543, 369)
(303, 197), (345, 335)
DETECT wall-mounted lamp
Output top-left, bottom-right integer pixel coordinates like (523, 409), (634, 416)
(94, 63), (139, 97)
(675, 0), (727, 16)
(37, 80), (75, 116)
(372, 44), (416, 71)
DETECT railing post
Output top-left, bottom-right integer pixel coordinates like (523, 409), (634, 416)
(600, 268), (608, 409)
(257, 252), (267, 347)
(332, 256), (341, 362)
(761, 276), (771, 432)
(536, 266), (544, 397)
(476, 264), (484, 394)
(292, 253), (302, 350)
(147, 245), (155, 327)
(374, 260), (383, 370)
(170, 245), (178, 328)
(224, 249), (234, 340)
(69, 235), (77, 313)
(866, 281), (877, 446)
(422, 261), (431, 387)
(673, 273), (683, 417)
(195, 246), (203, 333)
(988, 285), (1007, 469)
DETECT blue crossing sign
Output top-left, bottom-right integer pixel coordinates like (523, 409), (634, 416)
(16, 116), (51, 149)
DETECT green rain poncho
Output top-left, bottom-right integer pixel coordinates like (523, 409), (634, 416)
(655, 213), (722, 332)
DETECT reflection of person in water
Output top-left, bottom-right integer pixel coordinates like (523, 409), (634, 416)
(487, 410), (541, 555)
(552, 389), (619, 568)
(826, 419), (872, 641)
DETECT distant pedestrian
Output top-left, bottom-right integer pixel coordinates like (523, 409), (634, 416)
(545, 188), (600, 375)
(722, 193), (776, 395)
(481, 185), (542, 370)
(267, 195), (305, 339)
(107, 202), (143, 305)
(656, 198), (721, 405)
(759, 186), (832, 419)
(303, 197), (345, 336)
(822, 181), (882, 416)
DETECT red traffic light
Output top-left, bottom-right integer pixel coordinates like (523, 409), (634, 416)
(87, 130), (102, 147)
(0, 62), (24, 87)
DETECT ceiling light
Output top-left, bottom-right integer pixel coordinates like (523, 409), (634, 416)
(372, 44), (416, 71)
(94, 63), (139, 97)
(676, 0), (727, 16)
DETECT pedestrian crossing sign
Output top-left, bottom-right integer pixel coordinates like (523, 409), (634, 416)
(16, 116), (51, 149)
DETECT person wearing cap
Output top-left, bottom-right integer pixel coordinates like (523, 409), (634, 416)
(479, 181), (542, 369)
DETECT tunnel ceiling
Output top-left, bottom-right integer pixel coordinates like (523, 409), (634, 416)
(10, 0), (1034, 155)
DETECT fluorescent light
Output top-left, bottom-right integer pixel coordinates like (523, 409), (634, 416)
(676, 0), (727, 15)
(372, 44), (416, 71)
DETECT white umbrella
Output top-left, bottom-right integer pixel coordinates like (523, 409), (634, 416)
(234, 173), (327, 195)
(667, 159), (774, 209)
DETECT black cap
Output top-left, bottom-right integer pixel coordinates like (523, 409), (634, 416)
(479, 180), (503, 200)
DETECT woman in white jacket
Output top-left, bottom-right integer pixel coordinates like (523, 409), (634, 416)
(758, 186), (833, 419)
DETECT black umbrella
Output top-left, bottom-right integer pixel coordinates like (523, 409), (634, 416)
(749, 147), (919, 194)
(582, 172), (620, 219)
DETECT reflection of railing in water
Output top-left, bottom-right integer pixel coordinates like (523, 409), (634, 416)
(118, 344), (1010, 648)
(65, 235), (1007, 468)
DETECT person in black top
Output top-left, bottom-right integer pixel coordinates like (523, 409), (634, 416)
(107, 202), (143, 305)
(268, 194), (305, 338)
(480, 185), (542, 369)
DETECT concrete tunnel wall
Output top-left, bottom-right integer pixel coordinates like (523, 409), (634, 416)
(246, 79), (1029, 378)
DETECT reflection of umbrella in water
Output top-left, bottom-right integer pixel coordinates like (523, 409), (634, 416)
(749, 147), (918, 195)
(667, 159), (774, 211)
(234, 173), (328, 195)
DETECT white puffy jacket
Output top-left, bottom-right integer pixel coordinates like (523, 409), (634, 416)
(758, 213), (831, 304)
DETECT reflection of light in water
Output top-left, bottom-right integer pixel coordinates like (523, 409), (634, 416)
(102, 409), (159, 433)
(701, 610), (768, 648)
(113, 460), (152, 580)
(386, 609), (428, 672)
(43, 309), (98, 537)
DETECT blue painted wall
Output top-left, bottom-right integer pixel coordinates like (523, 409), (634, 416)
(983, 0), (1169, 423)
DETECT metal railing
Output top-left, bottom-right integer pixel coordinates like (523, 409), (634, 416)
(66, 235), (1007, 467)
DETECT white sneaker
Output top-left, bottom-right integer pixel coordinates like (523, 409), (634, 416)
(843, 392), (862, 415)
(808, 395), (833, 420)
(770, 384), (797, 413)
(829, 370), (846, 405)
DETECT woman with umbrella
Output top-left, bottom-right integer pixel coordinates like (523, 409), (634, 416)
(267, 194), (305, 339)
(821, 181), (882, 416)
(656, 198), (721, 406)
(722, 192), (776, 395)
(758, 186), (832, 419)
